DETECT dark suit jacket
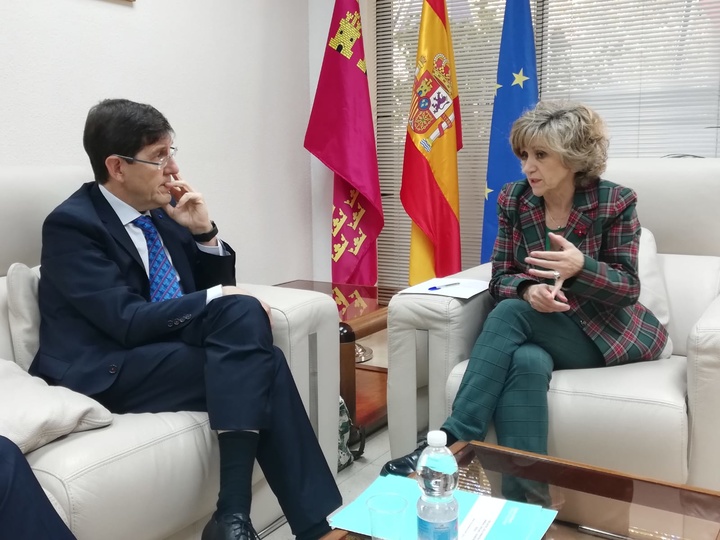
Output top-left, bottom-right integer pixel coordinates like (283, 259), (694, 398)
(490, 179), (669, 366)
(29, 182), (236, 395)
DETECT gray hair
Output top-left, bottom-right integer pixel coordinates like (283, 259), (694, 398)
(510, 100), (609, 187)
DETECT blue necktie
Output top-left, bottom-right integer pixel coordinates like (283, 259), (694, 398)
(133, 215), (183, 302)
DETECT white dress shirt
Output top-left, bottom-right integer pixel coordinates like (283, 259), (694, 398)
(98, 184), (224, 303)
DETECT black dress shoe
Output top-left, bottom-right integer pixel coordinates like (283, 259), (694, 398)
(202, 512), (260, 540)
(380, 441), (428, 477)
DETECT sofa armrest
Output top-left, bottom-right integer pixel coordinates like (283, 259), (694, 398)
(686, 293), (720, 490)
(387, 263), (494, 457)
(237, 283), (339, 475)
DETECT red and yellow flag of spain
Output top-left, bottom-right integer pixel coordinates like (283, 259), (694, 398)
(400, 0), (462, 285)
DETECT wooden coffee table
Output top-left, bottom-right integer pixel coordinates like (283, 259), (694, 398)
(327, 441), (720, 539)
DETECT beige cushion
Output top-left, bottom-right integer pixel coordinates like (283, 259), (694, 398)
(0, 358), (112, 453)
(6, 263), (41, 371)
(637, 228), (673, 358)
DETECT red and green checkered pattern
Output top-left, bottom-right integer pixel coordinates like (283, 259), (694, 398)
(488, 179), (669, 366)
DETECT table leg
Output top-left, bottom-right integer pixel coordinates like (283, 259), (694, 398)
(339, 323), (357, 424)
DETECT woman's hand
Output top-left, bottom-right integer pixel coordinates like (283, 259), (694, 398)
(524, 233), (584, 290)
(522, 283), (570, 313)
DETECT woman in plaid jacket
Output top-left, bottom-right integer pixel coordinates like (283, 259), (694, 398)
(383, 101), (669, 502)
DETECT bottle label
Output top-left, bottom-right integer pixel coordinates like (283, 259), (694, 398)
(417, 517), (458, 540)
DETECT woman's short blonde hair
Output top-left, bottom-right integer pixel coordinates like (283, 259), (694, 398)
(510, 100), (609, 187)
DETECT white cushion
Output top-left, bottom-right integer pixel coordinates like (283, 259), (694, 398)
(547, 357), (688, 483)
(27, 412), (219, 540)
(6, 262), (40, 370)
(0, 358), (112, 453)
(638, 228), (673, 358)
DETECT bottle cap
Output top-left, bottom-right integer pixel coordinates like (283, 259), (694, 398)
(427, 430), (447, 447)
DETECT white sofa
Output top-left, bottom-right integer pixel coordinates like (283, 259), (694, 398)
(0, 166), (340, 540)
(387, 157), (720, 491)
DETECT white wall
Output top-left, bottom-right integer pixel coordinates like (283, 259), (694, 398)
(308, 0), (335, 283)
(0, 0), (314, 285)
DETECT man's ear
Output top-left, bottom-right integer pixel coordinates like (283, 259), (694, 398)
(105, 155), (125, 183)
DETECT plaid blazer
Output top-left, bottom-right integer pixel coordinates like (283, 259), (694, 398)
(489, 179), (669, 366)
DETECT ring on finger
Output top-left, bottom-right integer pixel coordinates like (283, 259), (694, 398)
(552, 270), (561, 281)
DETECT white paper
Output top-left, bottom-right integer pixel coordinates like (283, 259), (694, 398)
(459, 495), (554, 540)
(398, 278), (489, 299)
(459, 496), (506, 539)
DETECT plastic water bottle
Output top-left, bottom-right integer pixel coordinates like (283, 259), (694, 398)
(416, 430), (459, 540)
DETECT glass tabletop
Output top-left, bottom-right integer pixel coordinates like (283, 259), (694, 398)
(455, 441), (720, 540)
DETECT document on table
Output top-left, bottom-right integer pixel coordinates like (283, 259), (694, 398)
(459, 495), (556, 540)
(329, 474), (556, 540)
(397, 278), (489, 299)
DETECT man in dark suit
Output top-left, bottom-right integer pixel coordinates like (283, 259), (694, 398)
(29, 98), (341, 540)
(0, 436), (76, 539)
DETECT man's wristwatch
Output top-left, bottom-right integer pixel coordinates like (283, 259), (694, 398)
(192, 221), (218, 242)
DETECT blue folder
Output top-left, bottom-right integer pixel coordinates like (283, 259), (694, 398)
(329, 474), (556, 539)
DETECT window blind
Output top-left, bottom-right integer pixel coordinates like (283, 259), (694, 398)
(375, 0), (720, 290)
(538, 0), (720, 158)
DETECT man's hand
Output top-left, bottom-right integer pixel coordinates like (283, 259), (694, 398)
(522, 283), (570, 313)
(163, 174), (215, 242)
(221, 286), (273, 325)
(524, 232), (584, 287)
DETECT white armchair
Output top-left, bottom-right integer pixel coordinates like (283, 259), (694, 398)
(0, 166), (340, 539)
(387, 157), (720, 491)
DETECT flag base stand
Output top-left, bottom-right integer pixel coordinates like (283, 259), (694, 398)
(355, 343), (374, 363)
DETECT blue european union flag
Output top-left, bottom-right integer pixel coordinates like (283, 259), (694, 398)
(480, 0), (538, 263)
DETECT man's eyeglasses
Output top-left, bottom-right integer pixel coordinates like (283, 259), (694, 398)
(114, 147), (178, 170)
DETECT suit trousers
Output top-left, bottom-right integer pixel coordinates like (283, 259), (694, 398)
(0, 436), (76, 540)
(95, 294), (341, 533)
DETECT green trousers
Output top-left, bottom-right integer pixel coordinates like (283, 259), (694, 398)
(442, 299), (605, 502)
